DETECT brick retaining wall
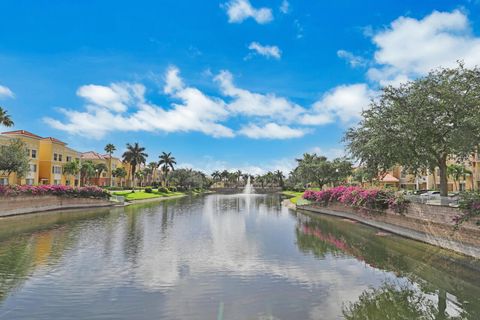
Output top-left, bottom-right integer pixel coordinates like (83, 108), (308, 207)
(299, 202), (480, 258)
(0, 195), (114, 217)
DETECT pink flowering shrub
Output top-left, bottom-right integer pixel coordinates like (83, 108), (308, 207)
(0, 185), (109, 199)
(303, 186), (409, 213)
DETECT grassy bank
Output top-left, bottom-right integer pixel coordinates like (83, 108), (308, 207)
(112, 189), (185, 201)
(281, 191), (304, 204)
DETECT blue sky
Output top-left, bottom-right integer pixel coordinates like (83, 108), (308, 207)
(1, 0), (480, 174)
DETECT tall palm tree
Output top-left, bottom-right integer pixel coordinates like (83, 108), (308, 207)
(211, 170), (221, 182)
(104, 143), (116, 186)
(158, 152), (176, 186)
(274, 170), (285, 188)
(122, 143), (148, 189)
(0, 107), (14, 127)
(80, 160), (96, 186)
(148, 162), (158, 184)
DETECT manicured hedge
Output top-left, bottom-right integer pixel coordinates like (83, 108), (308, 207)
(0, 185), (109, 199)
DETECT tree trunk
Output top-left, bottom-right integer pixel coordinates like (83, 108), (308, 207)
(438, 155), (448, 197)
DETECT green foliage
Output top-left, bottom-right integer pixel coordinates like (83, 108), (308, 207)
(122, 142), (148, 186)
(144, 187), (153, 193)
(288, 153), (352, 189)
(157, 186), (169, 193)
(344, 63), (480, 196)
(0, 138), (29, 179)
(158, 151), (176, 185)
(80, 160), (95, 185)
(455, 191), (480, 227)
(170, 168), (209, 190)
(112, 167), (127, 178)
(63, 159), (81, 183)
(94, 163), (108, 178)
(0, 107), (14, 127)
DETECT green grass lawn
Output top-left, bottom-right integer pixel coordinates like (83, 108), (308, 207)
(112, 190), (185, 201)
(281, 191), (304, 204)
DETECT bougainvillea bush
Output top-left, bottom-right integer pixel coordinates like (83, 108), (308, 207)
(0, 185), (109, 199)
(303, 186), (409, 213)
(455, 192), (480, 228)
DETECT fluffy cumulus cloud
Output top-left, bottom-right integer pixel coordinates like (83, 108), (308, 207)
(45, 66), (379, 140)
(0, 85), (14, 98)
(247, 42), (282, 59)
(224, 0), (273, 24)
(239, 122), (306, 139)
(44, 69), (234, 139)
(215, 70), (304, 121)
(367, 10), (480, 86)
(301, 84), (376, 125)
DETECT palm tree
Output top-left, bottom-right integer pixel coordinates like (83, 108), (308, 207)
(63, 159), (81, 187)
(147, 162), (158, 184)
(80, 160), (96, 186)
(0, 107), (14, 127)
(122, 143), (148, 189)
(104, 143), (116, 186)
(274, 170), (285, 188)
(211, 170), (221, 182)
(113, 167), (127, 187)
(158, 152), (176, 186)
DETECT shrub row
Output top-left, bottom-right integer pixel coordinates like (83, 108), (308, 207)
(0, 185), (110, 199)
(303, 186), (409, 213)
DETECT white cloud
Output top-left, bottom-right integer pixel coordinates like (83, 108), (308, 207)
(45, 68), (234, 139)
(337, 50), (367, 68)
(215, 70), (305, 121)
(239, 122), (306, 139)
(76, 83), (144, 113)
(367, 10), (480, 86)
(163, 66), (184, 94)
(0, 85), (14, 99)
(301, 84), (376, 125)
(224, 0), (273, 24)
(247, 42), (282, 60)
(279, 0), (289, 14)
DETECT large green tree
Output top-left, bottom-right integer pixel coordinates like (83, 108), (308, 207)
(0, 139), (29, 182)
(113, 167), (127, 187)
(344, 63), (480, 196)
(122, 142), (148, 188)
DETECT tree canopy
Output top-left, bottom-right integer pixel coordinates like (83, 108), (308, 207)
(0, 139), (29, 179)
(344, 63), (480, 196)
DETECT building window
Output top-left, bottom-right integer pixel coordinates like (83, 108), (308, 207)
(59, 154), (63, 162)
(53, 179), (60, 185)
(65, 179), (70, 186)
(0, 178), (8, 185)
(26, 179), (34, 185)
(53, 153), (58, 161)
(52, 166), (62, 174)
(31, 149), (37, 159)
(30, 164), (37, 172)
(66, 156), (72, 162)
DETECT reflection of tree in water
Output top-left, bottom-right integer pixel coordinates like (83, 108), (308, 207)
(342, 281), (466, 320)
(295, 212), (480, 319)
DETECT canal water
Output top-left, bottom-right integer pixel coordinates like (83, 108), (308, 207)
(0, 193), (479, 319)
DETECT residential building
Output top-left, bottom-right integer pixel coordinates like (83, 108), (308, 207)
(38, 136), (81, 186)
(1, 130), (42, 185)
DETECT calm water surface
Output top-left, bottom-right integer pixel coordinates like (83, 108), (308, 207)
(0, 193), (479, 319)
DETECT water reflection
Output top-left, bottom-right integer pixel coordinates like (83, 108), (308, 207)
(0, 194), (478, 319)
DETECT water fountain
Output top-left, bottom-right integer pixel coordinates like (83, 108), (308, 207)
(242, 176), (255, 194)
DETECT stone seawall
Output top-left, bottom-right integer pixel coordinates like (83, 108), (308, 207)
(298, 202), (480, 259)
(0, 195), (114, 217)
